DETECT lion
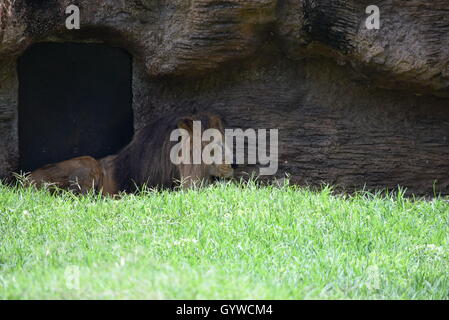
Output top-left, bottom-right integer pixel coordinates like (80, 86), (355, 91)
(27, 156), (103, 194)
(106, 112), (234, 193)
(26, 112), (234, 195)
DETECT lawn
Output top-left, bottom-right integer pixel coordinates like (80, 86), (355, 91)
(0, 181), (448, 299)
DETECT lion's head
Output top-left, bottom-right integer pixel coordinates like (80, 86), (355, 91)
(111, 112), (234, 192)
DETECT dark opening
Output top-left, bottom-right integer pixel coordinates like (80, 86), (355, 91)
(18, 42), (134, 172)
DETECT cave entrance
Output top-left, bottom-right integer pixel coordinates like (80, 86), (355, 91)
(18, 42), (134, 172)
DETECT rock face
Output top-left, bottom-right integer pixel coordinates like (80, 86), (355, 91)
(1, 0), (449, 194)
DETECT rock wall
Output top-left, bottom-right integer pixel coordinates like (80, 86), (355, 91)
(1, 0), (449, 194)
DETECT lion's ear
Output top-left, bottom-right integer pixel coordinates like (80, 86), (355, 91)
(177, 117), (194, 133)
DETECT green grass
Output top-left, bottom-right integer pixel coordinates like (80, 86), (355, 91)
(0, 181), (448, 299)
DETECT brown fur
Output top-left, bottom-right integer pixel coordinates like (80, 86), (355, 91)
(98, 154), (119, 196)
(27, 156), (103, 194)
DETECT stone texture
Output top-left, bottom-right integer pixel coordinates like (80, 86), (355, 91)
(278, 0), (449, 97)
(0, 57), (18, 178)
(1, 0), (449, 194)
